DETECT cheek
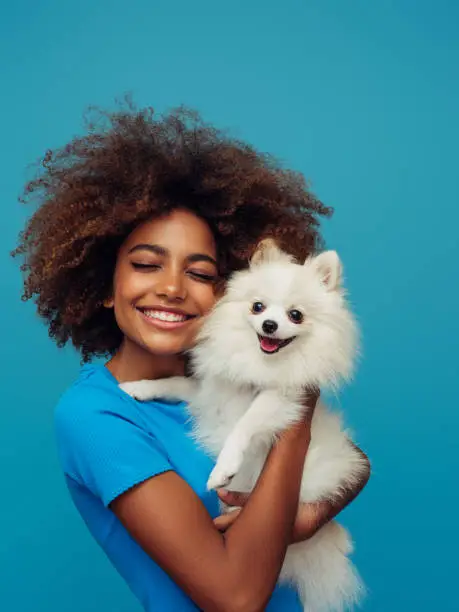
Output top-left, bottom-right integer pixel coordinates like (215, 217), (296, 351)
(196, 286), (218, 314)
(111, 273), (147, 330)
(113, 269), (148, 303)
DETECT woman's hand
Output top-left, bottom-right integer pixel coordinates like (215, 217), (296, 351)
(214, 490), (323, 543)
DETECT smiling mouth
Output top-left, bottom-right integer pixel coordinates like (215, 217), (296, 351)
(136, 307), (197, 326)
(139, 308), (194, 322)
(258, 335), (296, 354)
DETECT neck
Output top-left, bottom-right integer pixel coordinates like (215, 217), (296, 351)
(106, 339), (186, 383)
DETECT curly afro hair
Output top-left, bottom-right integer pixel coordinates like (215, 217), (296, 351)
(13, 103), (332, 362)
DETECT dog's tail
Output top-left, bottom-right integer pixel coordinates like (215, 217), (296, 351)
(280, 521), (365, 612)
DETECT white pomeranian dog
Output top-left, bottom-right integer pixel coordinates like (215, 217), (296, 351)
(120, 239), (368, 612)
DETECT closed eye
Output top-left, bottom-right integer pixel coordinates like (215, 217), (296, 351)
(188, 271), (217, 283)
(131, 262), (161, 270)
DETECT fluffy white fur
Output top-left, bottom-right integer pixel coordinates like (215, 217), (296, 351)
(120, 240), (367, 612)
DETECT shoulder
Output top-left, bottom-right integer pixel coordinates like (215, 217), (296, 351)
(54, 363), (147, 470)
(54, 364), (173, 505)
(55, 363), (135, 431)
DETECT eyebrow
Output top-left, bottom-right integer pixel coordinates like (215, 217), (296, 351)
(128, 244), (218, 267)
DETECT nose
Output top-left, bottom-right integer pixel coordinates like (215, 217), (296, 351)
(155, 269), (187, 302)
(262, 319), (278, 335)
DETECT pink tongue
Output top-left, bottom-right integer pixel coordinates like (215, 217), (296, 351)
(260, 336), (282, 353)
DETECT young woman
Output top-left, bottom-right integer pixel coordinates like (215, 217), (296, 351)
(14, 105), (370, 611)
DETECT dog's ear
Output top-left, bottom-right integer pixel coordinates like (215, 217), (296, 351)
(250, 238), (283, 266)
(312, 250), (342, 291)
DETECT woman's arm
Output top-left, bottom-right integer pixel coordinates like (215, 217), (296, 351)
(215, 443), (371, 543)
(110, 396), (317, 612)
(291, 443), (370, 542)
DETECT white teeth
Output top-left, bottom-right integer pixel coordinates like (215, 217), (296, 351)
(142, 310), (188, 322)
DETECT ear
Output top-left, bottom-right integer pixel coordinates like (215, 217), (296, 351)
(312, 250), (342, 291)
(103, 296), (114, 308)
(250, 238), (283, 266)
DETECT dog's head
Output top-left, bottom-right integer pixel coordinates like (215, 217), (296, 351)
(194, 240), (359, 391)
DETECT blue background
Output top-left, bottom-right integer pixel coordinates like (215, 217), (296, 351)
(1, 1), (458, 610)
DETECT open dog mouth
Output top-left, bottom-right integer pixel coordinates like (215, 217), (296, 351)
(258, 335), (295, 354)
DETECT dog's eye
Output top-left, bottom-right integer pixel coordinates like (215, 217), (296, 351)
(251, 301), (266, 314)
(288, 309), (304, 324)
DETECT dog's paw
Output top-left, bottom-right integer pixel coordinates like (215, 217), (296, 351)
(119, 380), (156, 401)
(207, 448), (244, 491)
(207, 466), (236, 491)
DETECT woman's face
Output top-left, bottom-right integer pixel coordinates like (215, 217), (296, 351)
(109, 209), (219, 358)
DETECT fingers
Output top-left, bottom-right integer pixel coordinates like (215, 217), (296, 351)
(217, 489), (250, 507)
(213, 508), (242, 532)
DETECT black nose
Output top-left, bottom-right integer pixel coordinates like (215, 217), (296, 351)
(262, 320), (278, 334)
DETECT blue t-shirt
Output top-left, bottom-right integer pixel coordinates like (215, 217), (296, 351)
(55, 364), (302, 611)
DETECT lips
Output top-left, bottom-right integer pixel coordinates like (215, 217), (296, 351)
(136, 306), (197, 329)
(141, 309), (191, 322)
(137, 306), (196, 321)
(258, 335), (295, 354)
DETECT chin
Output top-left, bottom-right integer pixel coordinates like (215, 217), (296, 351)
(144, 338), (190, 357)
